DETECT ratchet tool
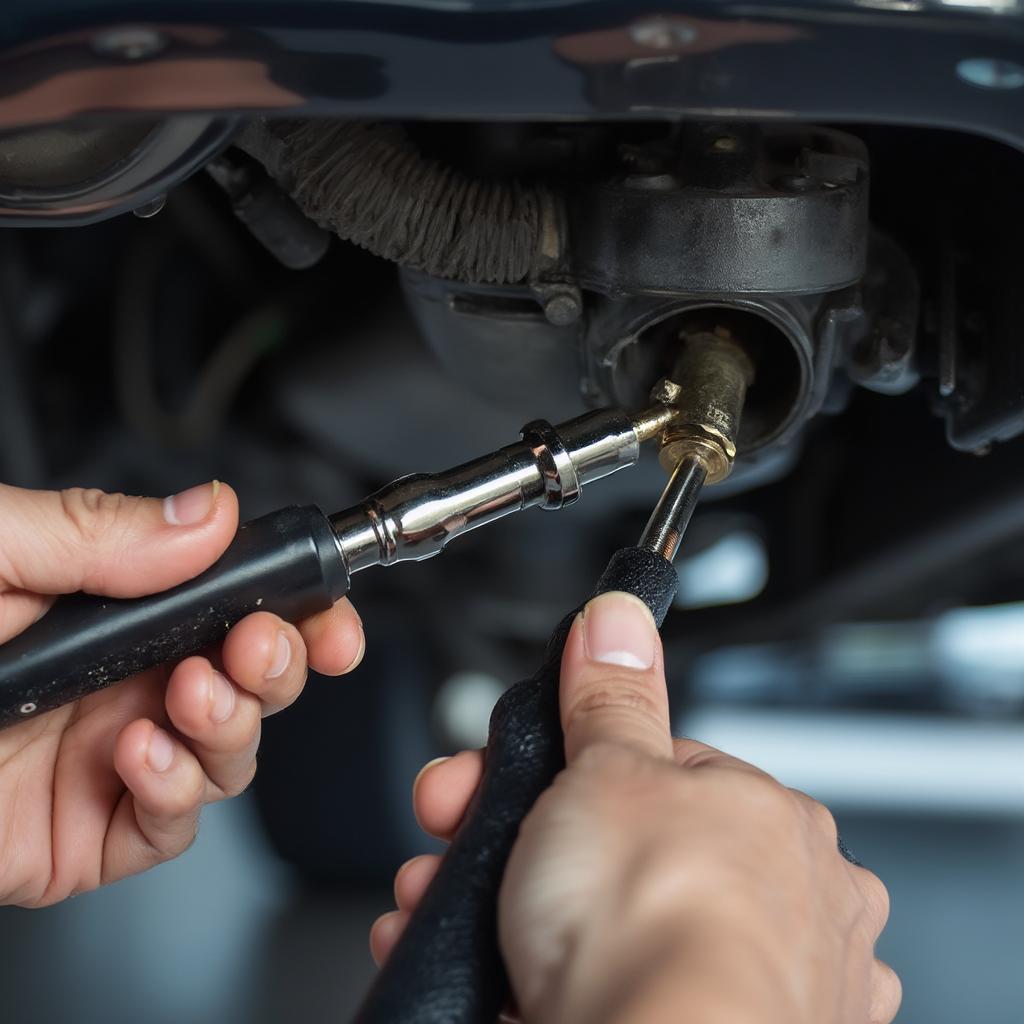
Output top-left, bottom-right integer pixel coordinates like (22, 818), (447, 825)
(0, 407), (675, 729)
(0, 328), (750, 732)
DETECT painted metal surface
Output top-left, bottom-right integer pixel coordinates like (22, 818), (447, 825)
(0, 1), (1023, 146)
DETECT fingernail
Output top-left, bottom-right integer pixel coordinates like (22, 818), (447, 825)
(343, 630), (366, 674)
(413, 755), (451, 795)
(147, 727), (175, 772)
(582, 592), (656, 670)
(164, 480), (219, 526)
(209, 670), (236, 724)
(266, 630), (291, 679)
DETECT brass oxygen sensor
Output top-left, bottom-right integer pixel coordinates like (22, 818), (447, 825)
(637, 326), (756, 561)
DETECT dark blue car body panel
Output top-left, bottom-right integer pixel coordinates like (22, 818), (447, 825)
(0, 0), (1023, 147)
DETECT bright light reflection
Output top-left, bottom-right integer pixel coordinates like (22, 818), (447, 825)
(675, 529), (768, 609)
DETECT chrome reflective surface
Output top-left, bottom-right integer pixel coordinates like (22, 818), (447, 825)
(557, 408), (639, 486)
(330, 407), (641, 574)
(638, 452), (708, 562)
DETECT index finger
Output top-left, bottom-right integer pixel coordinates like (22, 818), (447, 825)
(559, 591), (674, 764)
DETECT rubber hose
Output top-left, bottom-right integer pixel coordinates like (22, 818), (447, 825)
(237, 120), (560, 284)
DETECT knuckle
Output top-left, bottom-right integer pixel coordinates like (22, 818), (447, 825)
(858, 868), (892, 928)
(871, 960), (903, 1024)
(741, 772), (794, 814)
(59, 488), (130, 544)
(168, 820), (201, 859)
(163, 776), (206, 820)
(812, 800), (840, 842)
(162, 824), (199, 860)
(569, 680), (665, 730)
(720, 775), (814, 836)
(57, 488), (141, 587)
(792, 788), (840, 841)
(136, 815), (200, 870)
(673, 741), (729, 769)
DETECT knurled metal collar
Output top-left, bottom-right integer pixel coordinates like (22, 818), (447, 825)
(521, 419), (581, 509)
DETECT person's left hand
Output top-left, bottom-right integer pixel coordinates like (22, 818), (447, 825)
(0, 480), (364, 907)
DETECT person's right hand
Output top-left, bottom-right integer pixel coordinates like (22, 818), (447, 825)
(373, 591), (901, 1024)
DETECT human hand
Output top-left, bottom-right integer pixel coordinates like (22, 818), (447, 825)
(373, 591), (900, 1024)
(0, 481), (363, 907)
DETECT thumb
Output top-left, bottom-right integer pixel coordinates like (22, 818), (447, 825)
(558, 591), (673, 764)
(0, 481), (239, 598)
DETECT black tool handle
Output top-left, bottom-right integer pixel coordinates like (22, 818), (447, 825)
(0, 505), (350, 730)
(355, 546), (679, 1024)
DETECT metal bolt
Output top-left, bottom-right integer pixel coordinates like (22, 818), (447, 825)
(19, 702), (36, 715)
(133, 194), (167, 219)
(92, 26), (168, 61)
(956, 58), (1024, 90)
(543, 290), (583, 327)
(628, 17), (698, 50)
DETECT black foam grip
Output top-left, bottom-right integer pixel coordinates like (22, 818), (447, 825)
(355, 547), (679, 1024)
(0, 505), (350, 730)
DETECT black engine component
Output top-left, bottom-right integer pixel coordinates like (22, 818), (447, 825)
(233, 116), (1024, 469)
(206, 149), (331, 271)
(568, 123), (868, 297)
(396, 122), (885, 482)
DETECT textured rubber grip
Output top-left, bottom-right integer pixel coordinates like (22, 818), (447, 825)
(355, 547), (679, 1024)
(0, 505), (349, 730)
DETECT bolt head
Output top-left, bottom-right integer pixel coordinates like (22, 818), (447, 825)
(544, 291), (582, 326)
